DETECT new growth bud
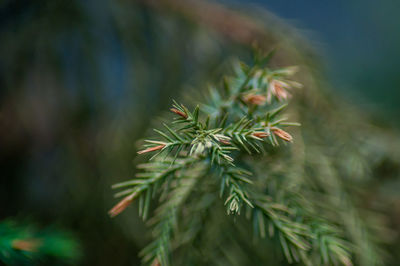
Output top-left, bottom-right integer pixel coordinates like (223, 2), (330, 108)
(108, 193), (137, 217)
(271, 127), (293, 142)
(252, 131), (269, 138)
(137, 144), (166, 155)
(151, 259), (161, 266)
(170, 108), (188, 119)
(12, 239), (42, 252)
(214, 134), (231, 145)
(267, 80), (291, 103)
(243, 94), (267, 105)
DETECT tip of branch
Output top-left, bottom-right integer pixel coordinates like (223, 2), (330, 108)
(170, 108), (188, 119)
(137, 144), (166, 154)
(108, 193), (136, 218)
(12, 239), (42, 252)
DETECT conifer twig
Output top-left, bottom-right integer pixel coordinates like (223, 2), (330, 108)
(109, 51), (357, 265)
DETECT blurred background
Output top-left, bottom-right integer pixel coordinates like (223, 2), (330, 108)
(0, 0), (399, 265)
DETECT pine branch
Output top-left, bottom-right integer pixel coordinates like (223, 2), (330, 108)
(251, 200), (312, 264)
(109, 157), (198, 219)
(219, 166), (254, 215)
(108, 51), (361, 265)
(312, 223), (353, 266)
(140, 161), (206, 266)
(249, 193), (353, 266)
(216, 164), (352, 266)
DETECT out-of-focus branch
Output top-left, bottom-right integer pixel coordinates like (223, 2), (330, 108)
(137, 0), (276, 47)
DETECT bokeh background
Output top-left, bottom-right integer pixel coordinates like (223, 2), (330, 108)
(1, 0), (399, 265)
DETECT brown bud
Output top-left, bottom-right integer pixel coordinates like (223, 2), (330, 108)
(267, 80), (291, 103)
(170, 108), (188, 119)
(252, 131), (269, 138)
(217, 137), (230, 145)
(271, 127), (293, 142)
(274, 82), (290, 101)
(220, 139), (231, 145)
(137, 144), (166, 155)
(243, 94), (267, 105)
(12, 239), (42, 252)
(151, 259), (161, 266)
(108, 193), (136, 217)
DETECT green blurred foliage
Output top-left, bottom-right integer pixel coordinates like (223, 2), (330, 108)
(0, 0), (399, 265)
(0, 220), (80, 265)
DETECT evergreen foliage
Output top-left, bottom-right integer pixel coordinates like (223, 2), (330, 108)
(2, 0), (400, 265)
(109, 51), (380, 265)
(0, 220), (80, 265)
